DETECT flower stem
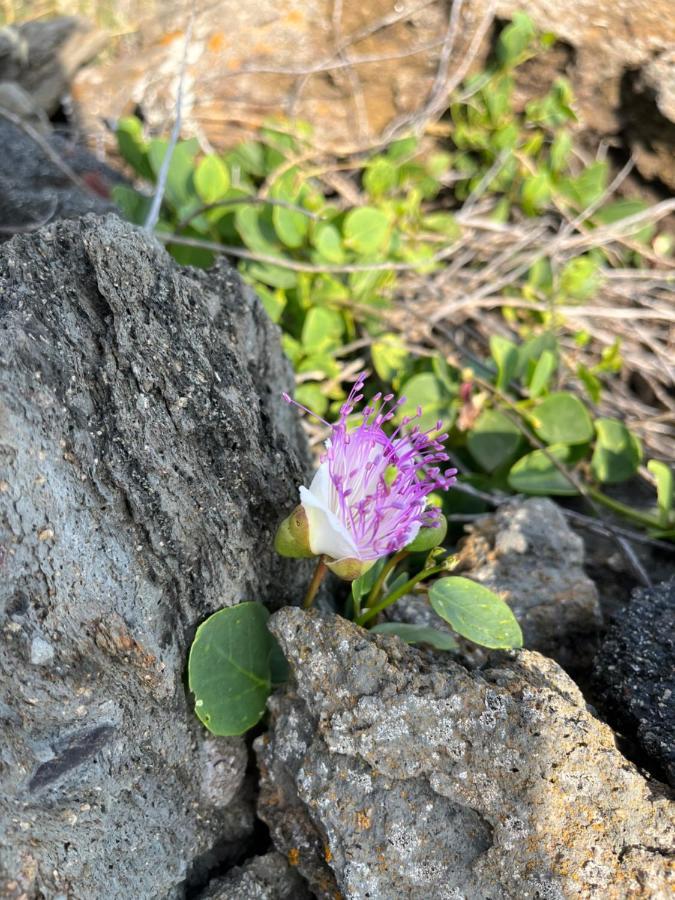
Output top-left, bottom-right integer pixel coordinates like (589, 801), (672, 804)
(365, 550), (409, 610)
(302, 556), (327, 609)
(356, 563), (448, 627)
(586, 487), (664, 531)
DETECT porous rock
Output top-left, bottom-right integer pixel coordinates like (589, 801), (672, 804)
(257, 608), (674, 899)
(593, 577), (675, 787)
(453, 498), (602, 668)
(201, 851), (312, 899)
(0, 215), (310, 898)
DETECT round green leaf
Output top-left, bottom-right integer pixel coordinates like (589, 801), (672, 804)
(467, 409), (521, 473)
(370, 622), (458, 651)
(397, 373), (454, 432)
(531, 392), (593, 445)
(343, 207), (390, 255)
(508, 444), (579, 496)
(301, 306), (344, 353)
(188, 603), (273, 736)
(313, 223), (345, 263)
(591, 418), (642, 484)
(371, 334), (409, 384)
(429, 576), (523, 649)
(194, 155), (230, 204)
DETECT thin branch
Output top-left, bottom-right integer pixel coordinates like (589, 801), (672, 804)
(175, 196), (321, 231)
(144, 8), (194, 232)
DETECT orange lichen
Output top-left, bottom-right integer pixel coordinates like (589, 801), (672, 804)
(288, 848), (300, 866)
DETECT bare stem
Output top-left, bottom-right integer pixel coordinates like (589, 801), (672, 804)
(365, 550), (409, 610)
(303, 556), (328, 609)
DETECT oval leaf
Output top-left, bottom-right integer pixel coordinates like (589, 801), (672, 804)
(188, 602), (273, 736)
(531, 392), (593, 445)
(467, 409), (521, 473)
(343, 207), (390, 255)
(591, 418), (642, 484)
(194, 155), (230, 204)
(370, 622), (459, 651)
(508, 444), (579, 496)
(429, 577), (523, 649)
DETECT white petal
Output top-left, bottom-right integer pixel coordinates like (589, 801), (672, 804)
(299, 463), (360, 560)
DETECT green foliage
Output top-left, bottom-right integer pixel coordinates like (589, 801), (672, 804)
(429, 577), (523, 649)
(114, 13), (669, 542)
(188, 603), (284, 736)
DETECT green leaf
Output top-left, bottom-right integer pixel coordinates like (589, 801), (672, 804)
(194, 155), (230, 204)
(343, 207), (390, 255)
(116, 116), (152, 179)
(508, 444), (579, 496)
(422, 212), (460, 240)
(531, 392), (593, 445)
(521, 172), (551, 217)
(490, 335), (518, 391)
(516, 332), (558, 378)
(386, 136), (418, 161)
(591, 418), (642, 484)
(467, 409), (522, 473)
(226, 141), (266, 178)
(559, 255), (602, 301)
(188, 603), (273, 736)
(560, 161), (608, 209)
(371, 334), (410, 384)
(429, 577), (523, 649)
(313, 223), (345, 263)
(397, 373), (454, 432)
(255, 285), (286, 323)
(112, 184), (151, 225)
(370, 622), (459, 651)
(235, 205), (279, 253)
(294, 382), (328, 417)
(496, 12), (536, 68)
(647, 460), (674, 527)
(593, 199), (654, 244)
(352, 558), (387, 603)
(147, 138), (199, 209)
(301, 306), (344, 353)
(270, 169), (308, 249)
(528, 349), (557, 398)
(363, 157), (398, 198)
(577, 364), (602, 403)
(549, 130), (572, 173)
(245, 261), (297, 289)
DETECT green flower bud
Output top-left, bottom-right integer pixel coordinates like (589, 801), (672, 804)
(274, 505), (314, 558)
(403, 514), (448, 552)
(325, 557), (375, 582)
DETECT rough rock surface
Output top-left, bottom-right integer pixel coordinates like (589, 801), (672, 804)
(257, 608), (674, 900)
(0, 117), (119, 238)
(201, 851), (312, 899)
(0, 215), (311, 899)
(593, 578), (675, 787)
(452, 498), (602, 668)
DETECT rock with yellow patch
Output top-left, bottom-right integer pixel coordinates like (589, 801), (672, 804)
(256, 608), (674, 899)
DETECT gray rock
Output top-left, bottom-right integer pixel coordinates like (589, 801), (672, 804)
(202, 851), (312, 899)
(29, 636), (55, 666)
(593, 577), (675, 787)
(257, 608), (674, 900)
(0, 215), (311, 899)
(452, 498), (602, 668)
(0, 116), (119, 239)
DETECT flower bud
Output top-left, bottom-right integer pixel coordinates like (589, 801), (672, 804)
(274, 505), (314, 558)
(325, 557), (375, 581)
(403, 513), (448, 552)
